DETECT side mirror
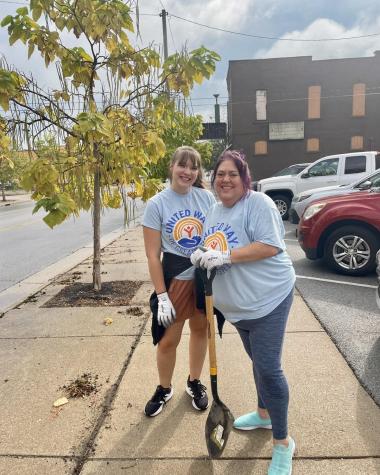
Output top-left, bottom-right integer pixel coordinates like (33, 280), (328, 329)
(357, 180), (372, 190)
(300, 172), (310, 179)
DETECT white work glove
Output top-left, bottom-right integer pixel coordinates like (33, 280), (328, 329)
(157, 292), (176, 328)
(190, 248), (205, 267)
(199, 249), (231, 273)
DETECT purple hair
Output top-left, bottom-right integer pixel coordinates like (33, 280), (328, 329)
(211, 150), (252, 195)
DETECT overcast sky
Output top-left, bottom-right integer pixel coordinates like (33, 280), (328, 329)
(1, 0), (380, 121)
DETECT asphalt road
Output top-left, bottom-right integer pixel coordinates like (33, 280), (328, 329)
(0, 199), (144, 293)
(284, 221), (380, 406)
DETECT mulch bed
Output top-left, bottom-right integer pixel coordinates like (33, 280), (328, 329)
(43, 280), (143, 307)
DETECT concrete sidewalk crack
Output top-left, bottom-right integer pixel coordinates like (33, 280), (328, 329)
(71, 313), (150, 475)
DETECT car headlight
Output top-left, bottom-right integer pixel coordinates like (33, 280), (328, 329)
(303, 203), (326, 220)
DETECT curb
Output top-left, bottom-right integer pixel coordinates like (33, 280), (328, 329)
(0, 195), (32, 207)
(0, 226), (129, 315)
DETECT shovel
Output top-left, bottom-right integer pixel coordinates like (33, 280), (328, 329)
(199, 267), (234, 458)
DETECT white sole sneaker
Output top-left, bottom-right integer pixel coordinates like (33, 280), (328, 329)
(234, 423), (272, 430)
(185, 385), (209, 411)
(144, 387), (173, 417)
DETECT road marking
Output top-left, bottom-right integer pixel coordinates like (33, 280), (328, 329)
(284, 238), (298, 242)
(296, 274), (377, 289)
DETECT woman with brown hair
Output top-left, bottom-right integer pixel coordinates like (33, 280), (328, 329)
(143, 146), (216, 417)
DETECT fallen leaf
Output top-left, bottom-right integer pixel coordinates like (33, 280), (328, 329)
(103, 318), (113, 326)
(53, 397), (69, 407)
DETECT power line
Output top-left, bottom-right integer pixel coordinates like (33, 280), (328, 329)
(169, 13), (380, 42)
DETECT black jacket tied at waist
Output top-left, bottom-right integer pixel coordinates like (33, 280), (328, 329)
(149, 252), (225, 345)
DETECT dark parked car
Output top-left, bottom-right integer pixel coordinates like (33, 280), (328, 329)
(251, 163), (309, 191)
(298, 188), (380, 276)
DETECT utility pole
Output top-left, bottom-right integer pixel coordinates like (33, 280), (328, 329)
(213, 94), (220, 123)
(159, 9), (169, 60)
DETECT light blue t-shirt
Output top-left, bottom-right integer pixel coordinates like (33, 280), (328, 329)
(202, 191), (295, 321)
(143, 186), (216, 280)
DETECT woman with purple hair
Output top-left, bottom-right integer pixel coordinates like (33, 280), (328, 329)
(191, 150), (296, 475)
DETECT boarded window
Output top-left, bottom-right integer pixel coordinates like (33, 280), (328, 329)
(256, 90), (267, 121)
(255, 141), (267, 155)
(308, 86), (321, 119)
(352, 83), (365, 117)
(351, 136), (364, 150)
(307, 138), (319, 152)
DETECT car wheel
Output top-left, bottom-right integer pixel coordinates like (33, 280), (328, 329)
(271, 194), (291, 220)
(324, 225), (380, 276)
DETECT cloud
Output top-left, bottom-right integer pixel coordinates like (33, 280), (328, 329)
(255, 17), (380, 60)
(137, 0), (253, 51)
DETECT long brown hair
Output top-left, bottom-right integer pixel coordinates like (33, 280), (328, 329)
(169, 146), (205, 188)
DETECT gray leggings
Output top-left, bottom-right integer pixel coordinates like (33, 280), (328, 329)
(232, 288), (294, 440)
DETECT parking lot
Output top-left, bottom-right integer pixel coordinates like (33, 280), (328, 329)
(284, 221), (379, 405)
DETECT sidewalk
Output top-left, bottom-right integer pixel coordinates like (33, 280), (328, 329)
(0, 225), (379, 475)
(0, 192), (31, 207)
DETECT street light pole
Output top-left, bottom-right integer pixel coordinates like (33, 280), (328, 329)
(213, 94), (220, 123)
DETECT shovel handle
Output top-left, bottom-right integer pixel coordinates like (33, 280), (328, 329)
(198, 266), (216, 296)
(198, 266), (218, 376)
(205, 294), (218, 376)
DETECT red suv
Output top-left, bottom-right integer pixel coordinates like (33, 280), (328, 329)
(298, 188), (380, 276)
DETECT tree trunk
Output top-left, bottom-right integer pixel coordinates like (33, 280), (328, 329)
(93, 164), (102, 291)
(1, 183), (6, 202)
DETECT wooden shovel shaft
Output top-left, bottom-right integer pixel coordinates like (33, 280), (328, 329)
(205, 294), (217, 376)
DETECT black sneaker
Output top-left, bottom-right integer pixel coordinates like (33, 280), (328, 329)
(186, 376), (209, 411)
(144, 385), (173, 417)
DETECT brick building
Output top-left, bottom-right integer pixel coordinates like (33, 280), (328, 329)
(227, 52), (380, 180)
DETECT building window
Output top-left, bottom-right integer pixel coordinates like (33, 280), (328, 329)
(351, 136), (364, 150)
(308, 85), (321, 119)
(256, 90), (267, 120)
(352, 83), (365, 117)
(307, 138), (319, 152)
(344, 155), (366, 174)
(254, 140), (267, 155)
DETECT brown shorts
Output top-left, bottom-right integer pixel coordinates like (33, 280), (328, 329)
(168, 278), (205, 322)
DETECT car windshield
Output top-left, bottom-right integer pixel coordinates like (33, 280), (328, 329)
(272, 164), (308, 177)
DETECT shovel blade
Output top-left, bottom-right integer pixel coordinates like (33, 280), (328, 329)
(205, 399), (234, 458)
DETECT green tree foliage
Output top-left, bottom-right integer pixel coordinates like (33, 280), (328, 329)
(150, 112), (213, 181)
(0, 118), (29, 200)
(0, 0), (220, 289)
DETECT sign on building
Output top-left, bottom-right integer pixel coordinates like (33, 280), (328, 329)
(269, 121), (304, 141)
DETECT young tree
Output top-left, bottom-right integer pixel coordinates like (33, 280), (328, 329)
(0, 118), (13, 201)
(0, 0), (220, 290)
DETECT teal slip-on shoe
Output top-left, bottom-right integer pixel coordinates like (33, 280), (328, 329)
(233, 411), (272, 431)
(268, 437), (296, 475)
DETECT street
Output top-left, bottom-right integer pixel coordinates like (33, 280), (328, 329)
(0, 199), (145, 293)
(284, 221), (379, 405)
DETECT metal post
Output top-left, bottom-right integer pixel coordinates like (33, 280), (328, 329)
(214, 94), (220, 123)
(160, 9), (169, 60)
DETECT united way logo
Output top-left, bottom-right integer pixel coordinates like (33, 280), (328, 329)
(173, 218), (202, 249)
(204, 231), (229, 252)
